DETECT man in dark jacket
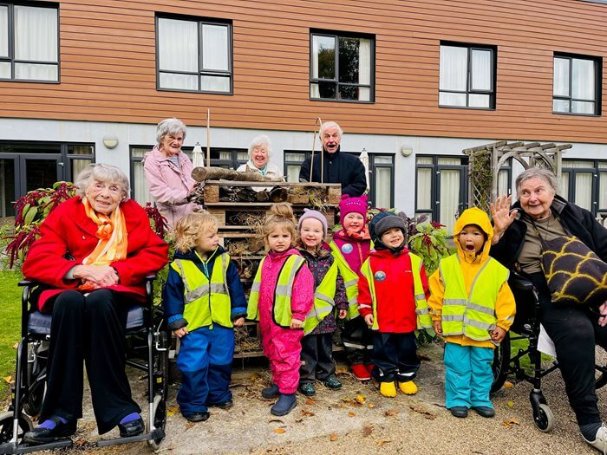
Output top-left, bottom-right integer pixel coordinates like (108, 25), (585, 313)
(299, 121), (367, 197)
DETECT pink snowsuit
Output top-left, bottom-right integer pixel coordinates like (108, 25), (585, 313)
(258, 248), (314, 394)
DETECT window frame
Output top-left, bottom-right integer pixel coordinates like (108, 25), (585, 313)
(155, 13), (233, 95)
(309, 29), (375, 103)
(552, 52), (602, 116)
(561, 159), (607, 216)
(0, 1), (60, 83)
(439, 42), (497, 110)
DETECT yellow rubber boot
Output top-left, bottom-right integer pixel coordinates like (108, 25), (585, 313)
(379, 381), (397, 398)
(398, 380), (418, 395)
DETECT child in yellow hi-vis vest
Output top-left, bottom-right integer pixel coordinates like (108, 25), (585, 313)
(164, 212), (246, 423)
(428, 207), (516, 419)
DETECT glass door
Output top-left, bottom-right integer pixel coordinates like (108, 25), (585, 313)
(21, 154), (63, 193)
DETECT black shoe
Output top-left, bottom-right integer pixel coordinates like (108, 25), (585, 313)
(209, 400), (233, 410)
(261, 384), (280, 399)
(183, 411), (210, 422)
(298, 382), (316, 396)
(472, 406), (495, 418)
(449, 406), (469, 418)
(118, 416), (144, 438)
(323, 375), (342, 390)
(23, 417), (76, 445)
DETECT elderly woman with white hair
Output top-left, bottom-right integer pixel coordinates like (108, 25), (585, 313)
(236, 134), (283, 179)
(22, 164), (168, 445)
(143, 117), (198, 229)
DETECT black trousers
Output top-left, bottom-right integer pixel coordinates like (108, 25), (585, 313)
(341, 316), (373, 365)
(529, 272), (607, 426)
(371, 331), (419, 383)
(300, 333), (335, 383)
(41, 289), (140, 434)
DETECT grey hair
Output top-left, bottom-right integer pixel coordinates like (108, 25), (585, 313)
(156, 118), (187, 145)
(74, 163), (130, 200)
(320, 121), (343, 138)
(248, 134), (272, 158)
(515, 167), (559, 196)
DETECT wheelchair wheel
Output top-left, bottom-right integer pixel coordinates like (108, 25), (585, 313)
(533, 403), (555, 432)
(23, 378), (45, 417)
(0, 411), (33, 444)
(147, 395), (166, 450)
(490, 332), (511, 394)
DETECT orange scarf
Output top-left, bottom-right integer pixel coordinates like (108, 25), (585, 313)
(79, 198), (128, 290)
(344, 224), (371, 240)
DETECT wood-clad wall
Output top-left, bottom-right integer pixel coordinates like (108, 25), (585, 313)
(1, 0), (606, 143)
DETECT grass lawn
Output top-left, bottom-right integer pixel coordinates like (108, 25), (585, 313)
(0, 270), (23, 402)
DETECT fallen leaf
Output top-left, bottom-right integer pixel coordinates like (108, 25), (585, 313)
(305, 398), (316, 406)
(274, 428), (286, 434)
(330, 433), (338, 441)
(167, 405), (178, 417)
(384, 408), (399, 417)
(348, 411), (357, 417)
(301, 409), (315, 417)
(12, 342), (18, 350)
(185, 421), (196, 430)
(3, 376), (12, 384)
(503, 380), (514, 389)
(409, 403), (437, 420)
(367, 403), (376, 409)
(378, 439), (393, 446)
(507, 400), (515, 408)
(502, 418), (520, 429)
(355, 394), (366, 405)
(362, 425), (373, 437)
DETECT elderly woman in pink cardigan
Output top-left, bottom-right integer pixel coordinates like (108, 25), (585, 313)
(143, 118), (198, 229)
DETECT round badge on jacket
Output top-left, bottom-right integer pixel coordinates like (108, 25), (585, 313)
(341, 243), (353, 254)
(374, 270), (387, 281)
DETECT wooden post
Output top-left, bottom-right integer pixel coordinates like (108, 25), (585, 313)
(206, 108), (211, 167)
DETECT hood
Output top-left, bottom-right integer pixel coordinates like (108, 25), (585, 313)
(453, 207), (493, 264)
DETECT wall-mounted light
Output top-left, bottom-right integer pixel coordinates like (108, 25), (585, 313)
(102, 135), (119, 149)
(400, 146), (413, 157)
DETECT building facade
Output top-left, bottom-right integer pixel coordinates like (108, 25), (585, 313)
(0, 0), (606, 231)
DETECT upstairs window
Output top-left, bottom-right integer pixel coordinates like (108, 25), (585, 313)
(310, 31), (374, 102)
(156, 15), (232, 93)
(0, 3), (59, 82)
(553, 54), (601, 115)
(439, 43), (496, 109)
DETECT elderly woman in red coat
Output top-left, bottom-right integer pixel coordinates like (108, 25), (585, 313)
(21, 164), (168, 445)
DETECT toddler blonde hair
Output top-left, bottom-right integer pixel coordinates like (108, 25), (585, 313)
(174, 212), (219, 253)
(262, 203), (297, 248)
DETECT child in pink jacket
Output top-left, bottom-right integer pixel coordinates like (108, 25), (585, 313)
(247, 203), (314, 416)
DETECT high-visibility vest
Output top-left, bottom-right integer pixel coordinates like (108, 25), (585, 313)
(329, 241), (360, 319)
(360, 253), (432, 331)
(171, 253), (232, 330)
(439, 254), (510, 341)
(302, 261), (339, 335)
(247, 254), (306, 328)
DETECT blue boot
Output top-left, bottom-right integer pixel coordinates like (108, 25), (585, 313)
(270, 394), (297, 416)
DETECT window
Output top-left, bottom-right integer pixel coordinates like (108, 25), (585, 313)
(553, 54), (601, 115)
(283, 150), (392, 208)
(310, 31), (374, 102)
(130, 146), (246, 204)
(439, 43), (496, 109)
(0, 2), (59, 82)
(0, 141), (93, 216)
(561, 160), (607, 216)
(156, 15), (232, 93)
(416, 156), (469, 232)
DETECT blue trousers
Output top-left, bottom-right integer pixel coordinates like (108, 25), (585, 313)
(176, 326), (234, 415)
(444, 342), (494, 409)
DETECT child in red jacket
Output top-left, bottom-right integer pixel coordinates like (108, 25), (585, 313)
(358, 211), (433, 398)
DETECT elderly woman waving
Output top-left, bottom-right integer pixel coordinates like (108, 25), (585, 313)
(236, 135), (283, 179)
(490, 168), (607, 453)
(143, 118), (198, 229)
(21, 164), (168, 445)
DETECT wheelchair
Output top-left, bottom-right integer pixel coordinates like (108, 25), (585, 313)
(0, 275), (170, 453)
(490, 271), (607, 432)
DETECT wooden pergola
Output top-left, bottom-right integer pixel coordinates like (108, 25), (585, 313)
(462, 140), (571, 213)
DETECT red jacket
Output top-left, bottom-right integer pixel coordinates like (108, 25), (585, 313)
(22, 197), (168, 311)
(358, 248), (430, 333)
